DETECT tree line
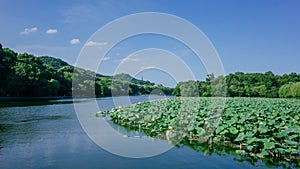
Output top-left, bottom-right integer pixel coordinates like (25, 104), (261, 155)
(1, 43), (299, 99)
(0, 44), (173, 97)
(173, 72), (300, 98)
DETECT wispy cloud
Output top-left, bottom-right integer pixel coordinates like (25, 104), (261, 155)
(46, 29), (58, 34)
(85, 40), (108, 47)
(20, 27), (38, 35)
(122, 57), (141, 62)
(141, 66), (157, 69)
(70, 38), (80, 45)
(102, 56), (110, 61)
(113, 59), (122, 63)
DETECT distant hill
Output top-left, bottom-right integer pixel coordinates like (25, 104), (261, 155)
(38, 56), (155, 87)
(38, 56), (155, 86)
(0, 43), (173, 97)
(113, 73), (155, 86)
(38, 56), (70, 70)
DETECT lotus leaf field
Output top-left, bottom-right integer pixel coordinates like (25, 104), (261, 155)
(97, 97), (300, 162)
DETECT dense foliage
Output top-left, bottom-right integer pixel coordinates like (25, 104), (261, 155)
(279, 82), (300, 98)
(173, 72), (300, 98)
(0, 44), (172, 97)
(99, 97), (300, 162)
(1, 42), (299, 98)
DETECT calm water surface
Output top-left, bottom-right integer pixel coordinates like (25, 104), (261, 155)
(0, 96), (292, 169)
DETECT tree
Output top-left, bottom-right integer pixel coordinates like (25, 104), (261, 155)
(211, 76), (226, 97)
(172, 82), (183, 96)
(279, 83), (293, 98)
(49, 79), (60, 96)
(180, 80), (199, 97)
(0, 47), (17, 96)
(252, 85), (267, 97)
(278, 82), (300, 98)
(291, 82), (300, 98)
(11, 53), (50, 96)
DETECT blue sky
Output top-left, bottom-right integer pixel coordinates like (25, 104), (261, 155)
(1, 0), (300, 87)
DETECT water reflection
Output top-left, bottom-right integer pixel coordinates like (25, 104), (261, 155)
(108, 121), (300, 168)
(0, 98), (91, 107)
(0, 96), (298, 169)
(0, 103), (94, 169)
(180, 140), (299, 169)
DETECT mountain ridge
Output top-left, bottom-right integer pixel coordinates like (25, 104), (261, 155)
(0, 43), (173, 97)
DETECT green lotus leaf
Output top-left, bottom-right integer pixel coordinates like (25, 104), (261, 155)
(261, 149), (269, 156)
(284, 139), (298, 146)
(264, 142), (275, 150)
(234, 132), (246, 142)
(246, 137), (258, 144)
(258, 124), (268, 134)
(229, 126), (239, 135)
(246, 145), (254, 151)
(235, 150), (246, 155)
(196, 127), (205, 135)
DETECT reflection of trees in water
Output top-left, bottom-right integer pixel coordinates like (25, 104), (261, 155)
(0, 99), (75, 108)
(0, 112), (71, 153)
(108, 120), (299, 169)
(0, 123), (10, 132)
(0, 123), (11, 151)
(180, 139), (299, 169)
(0, 122), (36, 146)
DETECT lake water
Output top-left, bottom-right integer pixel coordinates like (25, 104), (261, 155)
(0, 96), (294, 169)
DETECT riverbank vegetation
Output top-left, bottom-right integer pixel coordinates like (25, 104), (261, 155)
(173, 72), (300, 98)
(98, 97), (300, 163)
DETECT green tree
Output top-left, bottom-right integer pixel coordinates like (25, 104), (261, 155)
(291, 82), (300, 98)
(180, 80), (199, 97)
(172, 82), (183, 96)
(49, 79), (60, 96)
(278, 82), (300, 98)
(279, 83), (293, 98)
(211, 75), (226, 97)
(252, 85), (267, 97)
(0, 46), (17, 96)
(11, 53), (50, 96)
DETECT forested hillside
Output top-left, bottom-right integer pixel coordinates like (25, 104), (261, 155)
(0, 43), (173, 97)
(173, 72), (300, 98)
(1, 43), (299, 98)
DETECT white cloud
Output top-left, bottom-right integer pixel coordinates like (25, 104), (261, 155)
(46, 29), (58, 34)
(113, 59), (122, 63)
(102, 56), (110, 61)
(122, 57), (141, 62)
(85, 40), (108, 46)
(70, 38), (80, 45)
(20, 27), (38, 35)
(141, 66), (157, 69)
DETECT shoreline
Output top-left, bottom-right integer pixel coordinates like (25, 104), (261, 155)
(0, 95), (172, 108)
(0, 96), (72, 102)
